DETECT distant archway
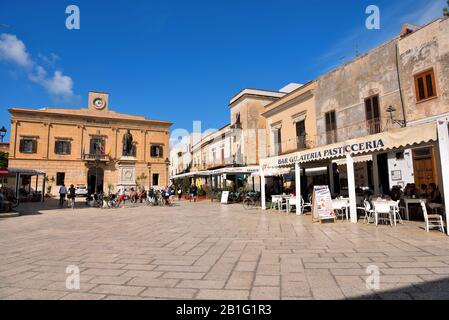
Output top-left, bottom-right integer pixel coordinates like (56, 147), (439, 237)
(87, 167), (104, 194)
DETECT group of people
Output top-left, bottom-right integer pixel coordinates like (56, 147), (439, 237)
(58, 184), (76, 207)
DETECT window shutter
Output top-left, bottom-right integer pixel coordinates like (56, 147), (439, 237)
(19, 139), (24, 152)
(32, 140), (37, 153)
(55, 141), (58, 154)
(67, 142), (71, 155)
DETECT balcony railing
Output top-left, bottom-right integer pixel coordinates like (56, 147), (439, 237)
(367, 118), (382, 135)
(82, 153), (110, 162)
(316, 118), (389, 147)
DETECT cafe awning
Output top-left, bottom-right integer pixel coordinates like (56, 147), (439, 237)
(261, 122), (437, 169)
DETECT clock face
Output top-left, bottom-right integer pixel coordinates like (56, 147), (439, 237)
(93, 98), (104, 109)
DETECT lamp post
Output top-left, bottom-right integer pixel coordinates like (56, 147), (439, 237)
(0, 126), (7, 142)
(386, 106), (406, 128)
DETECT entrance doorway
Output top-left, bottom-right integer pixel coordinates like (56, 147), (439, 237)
(87, 167), (104, 194)
(413, 147), (437, 187)
(377, 153), (390, 195)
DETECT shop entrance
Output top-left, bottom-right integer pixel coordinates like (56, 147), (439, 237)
(413, 147), (437, 187)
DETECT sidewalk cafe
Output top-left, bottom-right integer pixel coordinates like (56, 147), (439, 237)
(172, 166), (260, 191)
(259, 121), (449, 235)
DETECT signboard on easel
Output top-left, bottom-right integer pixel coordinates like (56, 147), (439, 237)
(221, 191), (230, 204)
(312, 186), (336, 224)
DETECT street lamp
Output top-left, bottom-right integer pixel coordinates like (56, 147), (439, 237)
(386, 106), (406, 128)
(0, 126), (7, 142)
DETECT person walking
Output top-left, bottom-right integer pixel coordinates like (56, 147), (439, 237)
(177, 187), (182, 201)
(189, 184), (195, 202)
(68, 184), (76, 209)
(59, 184), (67, 207)
(192, 184), (198, 202)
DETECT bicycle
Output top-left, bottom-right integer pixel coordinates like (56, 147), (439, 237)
(242, 192), (262, 210)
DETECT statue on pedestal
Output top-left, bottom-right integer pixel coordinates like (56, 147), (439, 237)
(122, 129), (134, 157)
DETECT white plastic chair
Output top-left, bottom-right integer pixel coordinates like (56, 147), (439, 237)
(374, 202), (393, 227)
(421, 201), (445, 233)
(358, 200), (374, 224)
(270, 196), (282, 210)
(301, 196), (312, 215)
(287, 197), (297, 214)
(393, 200), (404, 225)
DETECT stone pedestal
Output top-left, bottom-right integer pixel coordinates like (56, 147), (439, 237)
(117, 156), (137, 191)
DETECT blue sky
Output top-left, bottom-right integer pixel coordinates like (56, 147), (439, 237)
(0, 0), (447, 142)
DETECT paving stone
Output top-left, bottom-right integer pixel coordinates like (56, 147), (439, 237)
(177, 279), (226, 289)
(254, 275), (280, 286)
(250, 286), (280, 300)
(2, 201), (449, 300)
(196, 289), (249, 300)
(61, 292), (106, 300)
(4, 289), (68, 300)
(89, 284), (145, 296)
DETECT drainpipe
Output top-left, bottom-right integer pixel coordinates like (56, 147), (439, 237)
(395, 40), (407, 127)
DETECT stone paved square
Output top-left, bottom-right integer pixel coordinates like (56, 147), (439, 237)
(1, 200), (449, 300)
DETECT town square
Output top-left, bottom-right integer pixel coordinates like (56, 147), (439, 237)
(1, 0), (449, 305)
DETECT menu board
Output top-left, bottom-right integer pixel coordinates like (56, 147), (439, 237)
(221, 191), (230, 204)
(312, 186), (336, 223)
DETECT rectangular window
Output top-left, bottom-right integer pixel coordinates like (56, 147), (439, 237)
(19, 138), (37, 154)
(54, 140), (71, 155)
(365, 95), (381, 134)
(325, 111), (337, 144)
(150, 145), (163, 158)
(152, 173), (159, 186)
(273, 128), (282, 155)
(415, 69), (437, 102)
(56, 172), (65, 186)
(296, 120), (306, 149)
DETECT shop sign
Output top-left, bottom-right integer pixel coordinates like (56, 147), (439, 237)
(276, 139), (385, 166)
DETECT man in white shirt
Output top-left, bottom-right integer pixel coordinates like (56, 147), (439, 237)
(59, 184), (67, 207)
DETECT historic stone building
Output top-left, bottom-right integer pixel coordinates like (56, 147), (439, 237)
(8, 91), (171, 194)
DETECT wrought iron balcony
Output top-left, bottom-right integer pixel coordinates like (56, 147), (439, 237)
(82, 153), (110, 162)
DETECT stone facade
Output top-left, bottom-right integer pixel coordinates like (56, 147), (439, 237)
(262, 81), (317, 157)
(398, 18), (449, 122)
(8, 91), (171, 194)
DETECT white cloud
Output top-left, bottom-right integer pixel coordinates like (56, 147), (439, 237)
(0, 33), (75, 99)
(0, 33), (33, 67)
(29, 66), (74, 98)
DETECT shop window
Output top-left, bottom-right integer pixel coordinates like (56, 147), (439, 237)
(152, 173), (159, 186)
(325, 110), (337, 144)
(150, 145), (163, 158)
(55, 140), (71, 155)
(415, 69), (437, 102)
(56, 172), (65, 186)
(19, 138), (37, 154)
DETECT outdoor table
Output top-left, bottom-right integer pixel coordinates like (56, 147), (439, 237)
(332, 199), (349, 220)
(403, 198), (426, 221)
(372, 200), (399, 225)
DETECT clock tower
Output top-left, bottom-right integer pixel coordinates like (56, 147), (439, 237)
(88, 91), (109, 112)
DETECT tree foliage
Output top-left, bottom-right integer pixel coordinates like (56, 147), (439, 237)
(445, 0), (449, 17)
(0, 151), (8, 167)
